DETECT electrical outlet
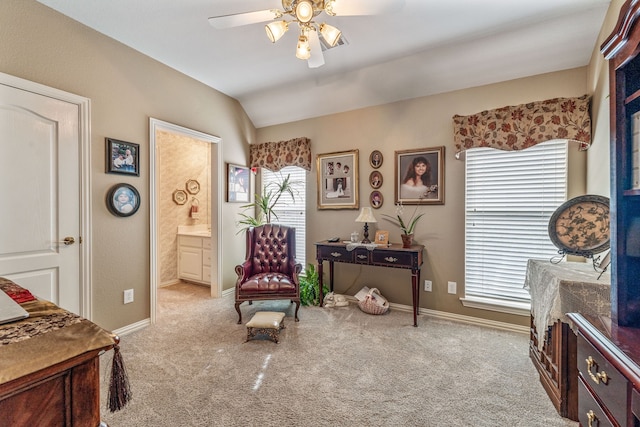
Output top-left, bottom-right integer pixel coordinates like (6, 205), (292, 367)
(124, 289), (134, 304)
(424, 280), (432, 292)
(447, 281), (457, 294)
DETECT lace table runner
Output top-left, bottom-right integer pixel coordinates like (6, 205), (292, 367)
(525, 259), (611, 350)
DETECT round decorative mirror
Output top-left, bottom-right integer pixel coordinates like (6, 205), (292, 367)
(548, 194), (610, 257)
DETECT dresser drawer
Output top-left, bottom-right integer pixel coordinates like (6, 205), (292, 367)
(577, 334), (628, 424)
(578, 377), (615, 427)
(317, 245), (353, 262)
(371, 249), (415, 268)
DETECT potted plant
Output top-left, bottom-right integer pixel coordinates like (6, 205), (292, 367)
(236, 172), (300, 233)
(299, 264), (329, 306)
(381, 202), (424, 247)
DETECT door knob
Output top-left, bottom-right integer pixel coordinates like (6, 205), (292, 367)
(58, 237), (75, 245)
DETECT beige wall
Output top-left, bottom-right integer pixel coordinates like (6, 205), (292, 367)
(1, 0), (254, 331)
(257, 68), (591, 326)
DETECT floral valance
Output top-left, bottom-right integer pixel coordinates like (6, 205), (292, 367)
(452, 95), (591, 158)
(249, 137), (311, 172)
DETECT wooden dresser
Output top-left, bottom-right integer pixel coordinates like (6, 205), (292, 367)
(568, 313), (640, 427)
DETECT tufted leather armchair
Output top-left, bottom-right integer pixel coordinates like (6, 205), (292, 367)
(234, 224), (301, 324)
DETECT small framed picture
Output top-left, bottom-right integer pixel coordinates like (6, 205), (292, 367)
(370, 190), (383, 209)
(369, 171), (383, 189)
(374, 230), (389, 245)
(106, 183), (140, 217)
(370, 150), (383, 169)
(316, 150), (359, 210)
(227, 163), (250, 203)
(106, 138), (140, 176)
(395, 146), (445, 205)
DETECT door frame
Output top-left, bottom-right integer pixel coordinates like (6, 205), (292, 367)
(149, 118), (222, 323)
(0, 72), (92, 318)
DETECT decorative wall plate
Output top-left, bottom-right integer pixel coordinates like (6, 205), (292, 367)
(186, 179), (200, 195)
(173, 189), (187, 205)
(548, 195), (610, 257)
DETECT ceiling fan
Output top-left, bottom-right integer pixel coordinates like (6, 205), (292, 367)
(208, 0), (404, 68)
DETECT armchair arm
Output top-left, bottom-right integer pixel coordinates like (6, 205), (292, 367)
(235, 259), (252, 284)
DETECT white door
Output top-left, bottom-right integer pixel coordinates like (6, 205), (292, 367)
(0, 78), (83, 314)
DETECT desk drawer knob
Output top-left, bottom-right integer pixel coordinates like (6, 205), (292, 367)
(586, 356), (609, 385)
(384, 256), (398, 263)
(586, 410), (597, 427)
(330, 252), (342, 258)
(357, 254), (367, 260)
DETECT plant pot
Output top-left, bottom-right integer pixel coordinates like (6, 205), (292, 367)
(401, 233), (414, 248)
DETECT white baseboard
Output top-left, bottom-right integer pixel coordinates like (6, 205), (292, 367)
(112, 318), (151, 337)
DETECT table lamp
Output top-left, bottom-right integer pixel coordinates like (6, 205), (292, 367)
(355, 207), (377, 243)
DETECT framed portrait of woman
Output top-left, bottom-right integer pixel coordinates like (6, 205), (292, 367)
(394, 146), (445, 205)
(316, 150), (359, 209)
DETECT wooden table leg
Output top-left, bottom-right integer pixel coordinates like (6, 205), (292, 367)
(329, 261), (334, 292)
(411, 269), (420, 327)
(317, 260), (324, 307)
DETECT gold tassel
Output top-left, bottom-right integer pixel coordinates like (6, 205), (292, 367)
(108, 336), (132, 412)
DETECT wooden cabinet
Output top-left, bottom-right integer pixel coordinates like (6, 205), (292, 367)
(568, 313), (640, 427)
(601, 0), (640, 328)
(178, 235), (211, 285)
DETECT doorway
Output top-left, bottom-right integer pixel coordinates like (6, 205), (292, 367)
(149, 118), (222, 324)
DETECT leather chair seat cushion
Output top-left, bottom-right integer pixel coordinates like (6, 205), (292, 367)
(239, 272), (297, 293)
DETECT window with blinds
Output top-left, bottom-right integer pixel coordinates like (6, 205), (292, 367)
(261, 166), (307, 268)
(464, 140), (568, 309)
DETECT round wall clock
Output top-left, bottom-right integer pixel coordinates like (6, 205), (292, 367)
(173, 189), (188, 205)
(186, 179), (200, 195)
(548, 195), (610, 257)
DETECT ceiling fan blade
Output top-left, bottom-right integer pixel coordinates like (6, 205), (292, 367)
(329, 0), (405, 16)
(208, 9), (276, 29)
(307, 30), (325, 68)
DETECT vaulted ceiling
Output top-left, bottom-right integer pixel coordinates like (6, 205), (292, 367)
(37, 0), (610, 128)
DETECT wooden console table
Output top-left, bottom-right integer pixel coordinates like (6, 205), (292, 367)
(315, 241), (424, 326)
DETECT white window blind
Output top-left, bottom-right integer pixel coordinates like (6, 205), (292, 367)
(261, 166), (307, 268)
(464, 140), (568, 304)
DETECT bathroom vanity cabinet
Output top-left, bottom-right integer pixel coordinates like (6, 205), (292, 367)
(178, 234), (211, 285)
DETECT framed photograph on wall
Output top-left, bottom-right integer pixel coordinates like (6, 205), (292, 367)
(106, 183), (140, 217)
(316, 149), (359, 209)
(370, 150), (383, 168)
(227, 163), (250, 203)
(370, 190), (383, 209)
(395, 146), (445, 205)
(369, 171), (382, 189)
(106, 138), (140, 176)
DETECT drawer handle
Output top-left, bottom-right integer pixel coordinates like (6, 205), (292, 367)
(357, 254), (367, 260)
(586, 410), (597, 427)
(384, 256), (398, 263)
(330, 252), (342, 258)
(586, 356), (609, 385)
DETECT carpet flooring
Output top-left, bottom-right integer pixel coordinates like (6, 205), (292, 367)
(100, 282), (578, 427)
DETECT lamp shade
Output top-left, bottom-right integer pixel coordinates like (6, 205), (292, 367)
(295, 0), (314, 23)
(355, 207), (377, 223)
(319, 23), (341, 47)
(296, 35), (311, 59)
(265, 21), (289, 43)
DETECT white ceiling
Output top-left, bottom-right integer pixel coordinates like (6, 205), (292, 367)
(36, 0), (610, 128)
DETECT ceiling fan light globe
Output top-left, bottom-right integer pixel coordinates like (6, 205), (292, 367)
(295, 0), (314, 23)
(319, 23), (341, 47)
(265, 21), (289, 43)
(296, 35), (311, 59)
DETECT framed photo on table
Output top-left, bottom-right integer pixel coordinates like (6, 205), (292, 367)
(106, 138), (139, 176)
(316, 150), (359, 209)
(227, 163), (250, 203)
(395, 146), (445, 205)
(374, 230), (389, 245)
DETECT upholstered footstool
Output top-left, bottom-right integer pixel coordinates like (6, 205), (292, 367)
(245, 311), (286, 343)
